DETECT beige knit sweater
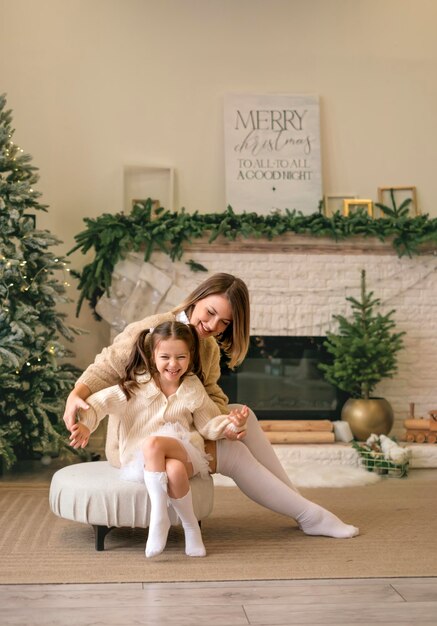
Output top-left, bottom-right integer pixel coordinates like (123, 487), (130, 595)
(76, 311), (230, 466)
(78, 374), (231, 468)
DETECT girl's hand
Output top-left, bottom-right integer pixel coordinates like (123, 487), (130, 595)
(69, 422), (91, 449)
(224, 405), (249, 440)
(63, 389), (90, 432)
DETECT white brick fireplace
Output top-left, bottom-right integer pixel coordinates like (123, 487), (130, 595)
(98, 234), (437, 440)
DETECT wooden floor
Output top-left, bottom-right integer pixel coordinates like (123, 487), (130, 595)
(2, 578), (437, 625)
(1, 461), (436, 625)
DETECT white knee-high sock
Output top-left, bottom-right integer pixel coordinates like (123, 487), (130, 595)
(229, 406), (299, 492)
(216, 440), (359, 539)
(143, 470), (171, 557)
(169, 489), (206, 557)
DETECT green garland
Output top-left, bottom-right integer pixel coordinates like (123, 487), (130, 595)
(68, 198), (437, 316)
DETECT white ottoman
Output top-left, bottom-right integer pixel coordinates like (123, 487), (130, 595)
(49, 461), (214, 550)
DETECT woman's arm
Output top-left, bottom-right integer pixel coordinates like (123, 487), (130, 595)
(63, 382), (91, 432)
(63, 312), (175, 430)
(77, 312), (174, 393)
(200, 339), (230, 413)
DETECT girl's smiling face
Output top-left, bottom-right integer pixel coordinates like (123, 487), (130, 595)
(189, 294), (233, 339)
(154, 338), (190, 384)
(153, 339), (190, 383)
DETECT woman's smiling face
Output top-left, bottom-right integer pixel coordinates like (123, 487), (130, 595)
(189, 294), (233, 339)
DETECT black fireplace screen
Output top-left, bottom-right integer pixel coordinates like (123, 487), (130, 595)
(219, 336), (347, 420)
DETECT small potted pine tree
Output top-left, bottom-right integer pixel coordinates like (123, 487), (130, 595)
(319, 269), (405, 441)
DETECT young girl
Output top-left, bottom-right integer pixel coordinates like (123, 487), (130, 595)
(70, 321), (247, 558)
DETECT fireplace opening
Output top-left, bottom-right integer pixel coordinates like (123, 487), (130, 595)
(219, 336), (347, 420)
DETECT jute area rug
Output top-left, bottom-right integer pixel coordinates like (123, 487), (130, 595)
(0, 480), (435, 584)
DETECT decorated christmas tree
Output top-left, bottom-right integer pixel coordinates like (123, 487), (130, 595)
(320, 269), (405, 400)
(0, 94), (83, 469)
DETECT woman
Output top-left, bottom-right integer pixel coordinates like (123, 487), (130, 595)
(64, 273), (358, 538)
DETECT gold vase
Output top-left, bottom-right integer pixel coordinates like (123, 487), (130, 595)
(341, 397), (394, 441)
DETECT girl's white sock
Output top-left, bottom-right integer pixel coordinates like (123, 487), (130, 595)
(216, 439), (359, 539)
(169, 489), (206, 557)
(143, 470), (171, 557)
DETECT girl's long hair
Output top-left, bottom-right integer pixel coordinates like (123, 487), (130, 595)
(119, 321), (202, 399)
(173, 273), (250, 368)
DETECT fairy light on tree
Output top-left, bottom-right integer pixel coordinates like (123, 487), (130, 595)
(0, 93), (85, 469)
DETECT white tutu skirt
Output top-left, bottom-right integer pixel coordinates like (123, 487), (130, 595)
(120, 422), (212, 483)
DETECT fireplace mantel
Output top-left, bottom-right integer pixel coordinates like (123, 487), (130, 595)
(183, 233), (436, 256)
(97, 233), (437, 439)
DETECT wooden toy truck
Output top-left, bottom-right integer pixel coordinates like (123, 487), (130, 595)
(403, 404), (437, 443)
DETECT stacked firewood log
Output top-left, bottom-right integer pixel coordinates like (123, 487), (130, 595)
(260, 420), (335, 444)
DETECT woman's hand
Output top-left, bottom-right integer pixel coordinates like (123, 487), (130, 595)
(63, 385), (90, 432)
(224, 405), (249, 441)
(69, 422), (91, 449)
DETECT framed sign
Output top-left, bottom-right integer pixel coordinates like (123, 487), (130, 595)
(224, 93), (322, 215)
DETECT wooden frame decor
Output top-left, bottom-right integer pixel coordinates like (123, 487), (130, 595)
(323, 194), (357, 217)
(377, 186), (419, 216)
(343, 199), (374, 217)
(123, 165), (174, 214)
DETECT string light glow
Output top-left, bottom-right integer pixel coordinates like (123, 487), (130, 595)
(0, 93), (85, 468)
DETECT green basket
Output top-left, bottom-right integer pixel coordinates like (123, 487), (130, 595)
(353, 444), (409, 478)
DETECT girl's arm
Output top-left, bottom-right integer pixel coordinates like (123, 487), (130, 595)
(222, 406), (249, 440)
(69, 422), (91, 449)
(76, 385), (128, 434)
(192, 389), (248, 441)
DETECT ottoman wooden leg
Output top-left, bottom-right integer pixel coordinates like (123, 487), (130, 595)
(93, 525), (114, 551)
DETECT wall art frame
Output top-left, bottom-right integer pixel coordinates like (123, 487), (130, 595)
(343, 199), (374, 217)
(123, 165), (175, 214)
(323, 194), (357, 217)
(377, 186), (419, 216)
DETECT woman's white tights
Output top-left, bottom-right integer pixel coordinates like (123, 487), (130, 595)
(231, 407), (298, 490)
(216, 437), (359, 539)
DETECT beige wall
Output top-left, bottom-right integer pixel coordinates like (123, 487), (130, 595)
(1, 0), (437, 368)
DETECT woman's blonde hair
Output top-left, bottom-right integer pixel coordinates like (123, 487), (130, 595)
(173, 273), (250, 368)
(120, 321), (202, 399)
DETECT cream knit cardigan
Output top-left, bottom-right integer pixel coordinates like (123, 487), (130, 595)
(76, 311), (231, 467)
(78, 374), (231, 468)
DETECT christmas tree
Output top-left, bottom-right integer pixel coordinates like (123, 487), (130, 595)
(320, 269), (405, 399)
(0, 94), (83, 469)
